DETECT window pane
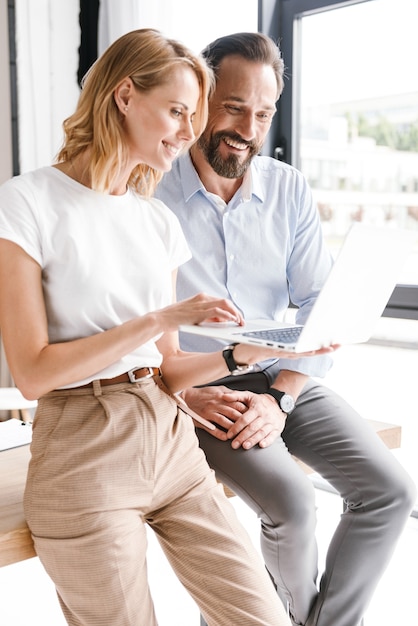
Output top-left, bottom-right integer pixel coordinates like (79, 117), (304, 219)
(297, 0), (418, 284)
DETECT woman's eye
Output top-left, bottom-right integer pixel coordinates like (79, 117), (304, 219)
(171, 109), (182, 118)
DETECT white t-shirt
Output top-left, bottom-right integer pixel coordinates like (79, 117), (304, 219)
(0, 166), (191, 387)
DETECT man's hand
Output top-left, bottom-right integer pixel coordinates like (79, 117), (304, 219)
(182, 385), (286, 449)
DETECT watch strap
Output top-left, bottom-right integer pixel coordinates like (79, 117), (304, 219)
(264, 388), (286, 404)
(264, 388), (295, 415)
(222, 344), (254, 376)
(222, 343), (240, 373)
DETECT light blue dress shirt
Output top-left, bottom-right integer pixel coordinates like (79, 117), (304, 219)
(155, 152), (334, 377)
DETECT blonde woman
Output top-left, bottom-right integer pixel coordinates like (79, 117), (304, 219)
(0, 29), (331, 626)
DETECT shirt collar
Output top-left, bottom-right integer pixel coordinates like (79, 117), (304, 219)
(178, 152), (206, 203)
(179, 152), (265, 204)
(240, 169), (254, 202)
(249, 161), (265, 203)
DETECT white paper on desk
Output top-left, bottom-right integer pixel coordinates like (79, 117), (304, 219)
(0, 419), (32, 451)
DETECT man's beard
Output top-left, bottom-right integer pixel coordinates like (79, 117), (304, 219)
(197, 131), (260, 179)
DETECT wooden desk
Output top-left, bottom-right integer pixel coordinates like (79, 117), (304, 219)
(0, 445), (35, 567)
(0, 419), (402, 568)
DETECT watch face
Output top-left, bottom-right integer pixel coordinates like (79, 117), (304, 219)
(280, 394), (295, 414)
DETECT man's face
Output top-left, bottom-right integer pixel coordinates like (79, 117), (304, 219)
(197, 55), (278, 179)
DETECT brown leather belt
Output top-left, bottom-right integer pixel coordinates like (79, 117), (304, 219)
(79, 367), (161, 388)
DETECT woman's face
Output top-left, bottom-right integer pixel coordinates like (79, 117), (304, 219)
(123, 65), (200, 172)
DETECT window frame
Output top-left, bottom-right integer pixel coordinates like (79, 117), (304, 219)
(259, 0), (418, 319)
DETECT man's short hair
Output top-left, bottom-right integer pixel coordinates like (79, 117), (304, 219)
(201, 32), (284, 99)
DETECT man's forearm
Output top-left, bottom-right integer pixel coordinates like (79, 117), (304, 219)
(270, 369), (309, 401)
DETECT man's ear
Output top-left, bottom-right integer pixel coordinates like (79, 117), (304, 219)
(114, 77), (134, 115)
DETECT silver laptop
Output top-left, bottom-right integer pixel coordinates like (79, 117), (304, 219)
(180, 223), (416, 353)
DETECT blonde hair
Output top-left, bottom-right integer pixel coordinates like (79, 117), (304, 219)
(57, 28), (213, 195)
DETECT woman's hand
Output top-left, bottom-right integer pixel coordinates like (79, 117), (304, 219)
(153, 292), (244, 332)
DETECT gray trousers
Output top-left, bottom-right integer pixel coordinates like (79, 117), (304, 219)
(196, 372), (417, 626)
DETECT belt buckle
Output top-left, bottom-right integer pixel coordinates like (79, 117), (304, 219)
(127, 367), (155, 383)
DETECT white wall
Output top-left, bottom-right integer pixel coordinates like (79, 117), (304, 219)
(98, 0), (258, 54)
(15, 0), (258, 173)
(15, 0), (80, 173)
(0, 0), (14, 388)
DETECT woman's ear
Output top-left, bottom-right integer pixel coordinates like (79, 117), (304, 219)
(114, 77), (134, 115)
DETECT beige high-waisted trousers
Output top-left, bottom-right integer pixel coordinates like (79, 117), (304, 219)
(24, 377), (289, 626)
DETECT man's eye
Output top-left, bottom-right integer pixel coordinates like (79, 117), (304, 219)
(258, 113), (272, 121)
(225, 105), (241, 114)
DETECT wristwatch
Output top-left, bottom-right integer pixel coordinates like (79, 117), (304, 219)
(222, 343), (254, 376)
(264, 388), (295, 415)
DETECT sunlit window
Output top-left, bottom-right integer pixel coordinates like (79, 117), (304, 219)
(295, 0), (418, 283)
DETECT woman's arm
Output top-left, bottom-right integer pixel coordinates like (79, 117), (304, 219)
(0, 241), (162, 398)
(0, 242), (243, 399)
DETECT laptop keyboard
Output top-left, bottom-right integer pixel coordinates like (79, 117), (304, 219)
(241, 326), (303, 343)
